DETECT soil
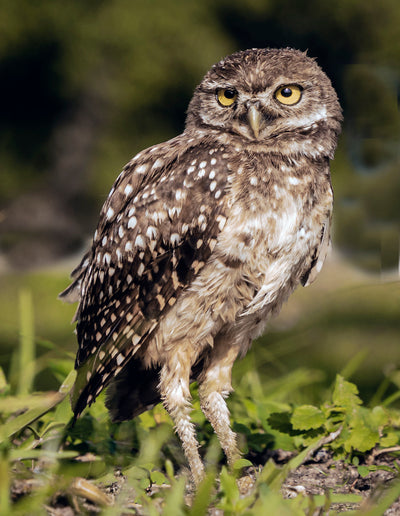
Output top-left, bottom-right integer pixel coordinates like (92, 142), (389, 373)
(10, 449), (400, 515)
(281, 452), (400, 513)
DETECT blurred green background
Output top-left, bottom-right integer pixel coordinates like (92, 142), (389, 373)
(0, 0), (399, 400)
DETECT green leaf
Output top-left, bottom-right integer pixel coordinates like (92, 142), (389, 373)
(189, 472), (215, 516)
(267, 411), (293, 434)
(0, 368), (8, 393)
(0, 369), (76, 443)
(165, 459), (175, 481)
(232, 458), (253, 470)
(17, 289), (35, 396)
(291, 405), (325, 430)
(0, 394), (65, 414)
(257, 459), (283, 487)
(124, 465), (148, 480)
(150, 470), (167, 485)
(162, 476), (186, 516)
(139, 476), (151, 490)
(219, 466), (239, 503)
(380, 431), (399, 447)
(357, 465), (371, 477)
(345, 408), (380, 452)
(370, 405), (389, 427)
(332, 375), (362, 411)
(8, 449), (78, 461)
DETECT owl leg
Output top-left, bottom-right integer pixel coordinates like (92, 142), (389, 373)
(159, 356), (204, 484)
(198, 342), (241, 467)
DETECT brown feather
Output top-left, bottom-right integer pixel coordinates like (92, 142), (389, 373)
(60, 47), (342, 483)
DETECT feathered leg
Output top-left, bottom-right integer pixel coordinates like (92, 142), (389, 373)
(159, 352), (204, 484)
(198, 341), (241, 467)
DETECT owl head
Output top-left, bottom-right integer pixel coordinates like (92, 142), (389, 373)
(186, 48), (342, 158)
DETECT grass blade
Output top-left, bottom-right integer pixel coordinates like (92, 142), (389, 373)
(0, 443), (10, 515)
(0, 369), (76, 442)
(17, 289), (35, 395)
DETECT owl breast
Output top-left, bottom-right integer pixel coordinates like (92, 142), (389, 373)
(143, 152), (333, 366)
(214, 154), (333, 317)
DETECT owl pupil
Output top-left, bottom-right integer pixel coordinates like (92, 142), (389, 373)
(224, 89), (236, 99)
(281, 88), (292, 97)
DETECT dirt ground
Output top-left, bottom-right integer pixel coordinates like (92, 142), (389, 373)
(11, 448), (400, 515)
(281, 451), (400, 513)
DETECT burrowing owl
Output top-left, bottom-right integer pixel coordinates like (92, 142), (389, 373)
(60, 48), (342, 484)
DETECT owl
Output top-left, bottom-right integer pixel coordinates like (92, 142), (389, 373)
(60, 48), (342, 484)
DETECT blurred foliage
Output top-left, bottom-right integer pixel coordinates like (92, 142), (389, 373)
(1, 295), (400, 513)
(0, 0), (399, 270)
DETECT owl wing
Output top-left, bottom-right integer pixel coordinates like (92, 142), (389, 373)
(301, 212), (332, 287)
(61, 138), (230, 417)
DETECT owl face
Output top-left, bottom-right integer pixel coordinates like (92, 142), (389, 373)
(187, 48), (342, 152)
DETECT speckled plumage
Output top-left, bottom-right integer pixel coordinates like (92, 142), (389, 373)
(60, 48), (342, 483)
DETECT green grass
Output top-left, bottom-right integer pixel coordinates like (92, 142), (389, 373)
(0, 262), (400, 514)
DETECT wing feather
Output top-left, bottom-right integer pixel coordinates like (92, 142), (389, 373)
(64, 138), (231, 416)
(301, 214), (332, 287)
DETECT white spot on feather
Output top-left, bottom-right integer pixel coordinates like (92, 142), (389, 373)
(124, 184), (133, 195)
(135, 235), (145, 248)
(168, 206), (181, 218)
(151, 211), (167, 223)
(128, 216), (137, 229)
(216, 215), (227, 231)
(152, 158), (164, 169)
(146, 226), (157, 239)
(136, 164), (148, 174)
(175, 189), (186, 201)
(170, 233), (180, 245)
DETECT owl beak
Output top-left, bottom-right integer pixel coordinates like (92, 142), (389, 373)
(247, 104), (262, 139)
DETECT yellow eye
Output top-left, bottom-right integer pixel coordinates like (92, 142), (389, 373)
(216, 88), (238, 107)
(275, 85), (302, 105)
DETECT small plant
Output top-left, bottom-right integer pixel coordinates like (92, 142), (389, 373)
(267, 374), (399, 457)
(1, 288), (400, 514)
